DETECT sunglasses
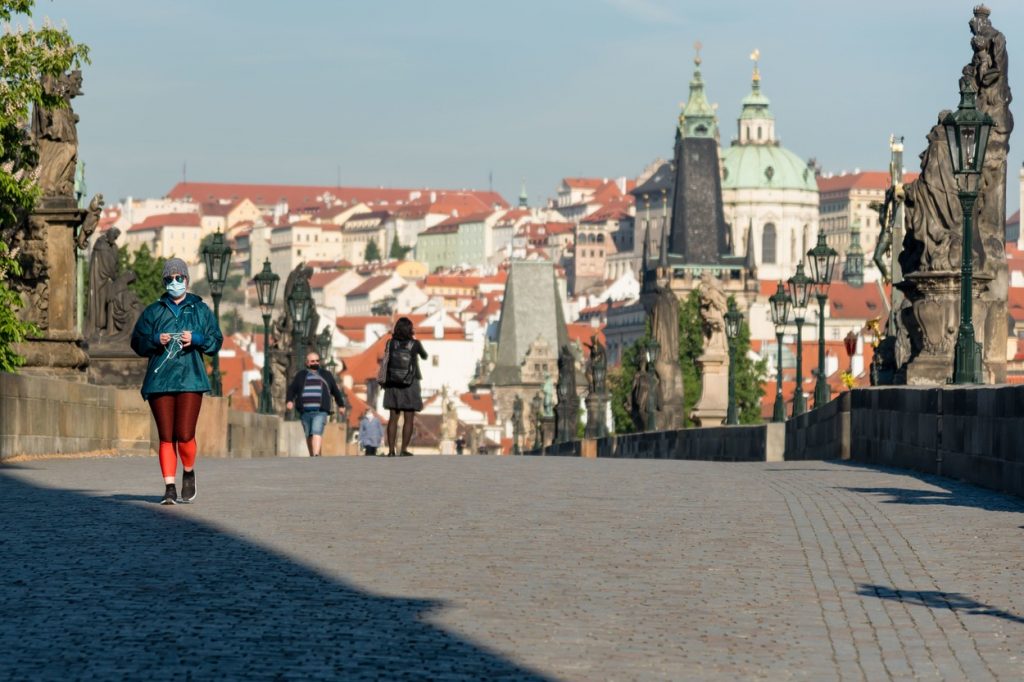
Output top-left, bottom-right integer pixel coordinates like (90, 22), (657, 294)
(163, 275), (186, 284)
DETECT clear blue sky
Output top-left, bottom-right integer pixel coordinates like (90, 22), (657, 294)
(40, 0), (1024, 214)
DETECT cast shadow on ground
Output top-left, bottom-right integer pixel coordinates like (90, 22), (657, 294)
(0, 472), (551, 680)
(858, 584), (1024, 625)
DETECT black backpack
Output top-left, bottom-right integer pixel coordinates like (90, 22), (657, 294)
(385, 339), (416, 388)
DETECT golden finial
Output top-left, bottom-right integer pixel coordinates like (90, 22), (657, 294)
(750, 48), (761, 82)
(694, 40), (702, 67)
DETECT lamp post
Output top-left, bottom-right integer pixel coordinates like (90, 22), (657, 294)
(807, 232), (838, 407)
(253, 259), (280, 415)
(943, 79), (993, 384)
(531, 392), (543, 450)
(645, 337), (660, 432)
(786, 261), (812, 416)
(769, 281), (791, 423)
(724, 299), (742, 425)
(286, 277), (313, 420)
(200, 229), (232, 396)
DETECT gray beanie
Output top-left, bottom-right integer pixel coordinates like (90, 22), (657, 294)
(162, 258), (190, 280)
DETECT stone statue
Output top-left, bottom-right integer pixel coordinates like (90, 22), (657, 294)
(893, 5), (1013, 384)
(85, 228), (121, 338)
(511, 394), (524, 453)
(584, 334), (607, 395)
(541, 371), (555, 417)
(270, 262), (320, 413)
(442, 396), (459, 441)
(554, 344), (579, 443)
(690, 274), (731, 426)
(32, 71), (83, 201)
(628, 346), (660, 431)
(101, 272), (142, 343)
(646, 283), (685, 429)
(76, 194), (103, 250)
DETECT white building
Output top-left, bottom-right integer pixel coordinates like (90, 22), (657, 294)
(720, 63), (819, 283)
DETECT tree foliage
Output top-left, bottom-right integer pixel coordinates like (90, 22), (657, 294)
(0, 2), (90, 371)
(364, 239), (382, 262)
(389, 234), (410, 260)
(608, 290), (767, 433)
(118, 244), (166, 304)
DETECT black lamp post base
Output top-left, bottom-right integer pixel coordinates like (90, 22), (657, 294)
(952, 333), (983, 384)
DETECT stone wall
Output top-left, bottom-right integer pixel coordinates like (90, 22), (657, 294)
(850, 386), (1024, 498)
(0, 373), (353, 461)
(785, 391), (850, 461)
(531, 424), (785, 462)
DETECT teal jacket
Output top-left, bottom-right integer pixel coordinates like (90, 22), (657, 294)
(130, 293), (224, 399)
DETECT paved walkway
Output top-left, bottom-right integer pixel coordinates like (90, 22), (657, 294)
(2, 456), (1023, 680)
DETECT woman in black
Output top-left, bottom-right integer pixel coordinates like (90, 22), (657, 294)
(382, 317), (428, 456)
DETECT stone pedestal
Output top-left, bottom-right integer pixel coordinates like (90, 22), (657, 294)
(439, 438), (455, 455)
(898, 271), (993, 386)
(86, 344), (148, 389)
(540, 415), (556, 447)
(585, 393), (608, 439)
(13, 202), (89, 379)
(690, 348), (728, 426)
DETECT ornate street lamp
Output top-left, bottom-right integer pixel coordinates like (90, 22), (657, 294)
(786, 261), (812, 416)
(200, 229), (232, 396)
(943, 79), (993, 384)
(252, 259), (280, 415)
(769, 281), (791, 423)
(531, 392), (544, 451)
(286, 276), (313, 420)
(646, 337), (660, 432)
(807, 232), (838, 407)
(724, 299), (743, 425)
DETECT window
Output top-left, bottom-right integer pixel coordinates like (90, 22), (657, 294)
(432, 355), (439, 367)
(762, 223), (777, 264)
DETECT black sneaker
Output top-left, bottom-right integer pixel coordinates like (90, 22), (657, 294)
(161, 483), (178, 505)
(181, 470), (197, 502)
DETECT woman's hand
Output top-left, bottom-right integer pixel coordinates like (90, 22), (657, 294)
(159, 333), (171, 346)
(180, 330), (192, 348)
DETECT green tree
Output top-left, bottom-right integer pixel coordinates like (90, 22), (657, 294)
(0, 241), (40, 372)
(364, 239), (382, 262)
(0, 1), (90, 370)
(729, 296), (768, 424)
(389, 234), (410, 260)
(119, 244), (166, 304)
(609, 333), (645, 434)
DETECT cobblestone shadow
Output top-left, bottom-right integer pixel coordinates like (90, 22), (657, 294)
(0, 472), (550, 680)
(858, 585), (1024, 626)
(842, 483), (1024, 513)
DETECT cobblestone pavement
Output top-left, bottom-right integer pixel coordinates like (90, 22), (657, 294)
(2, 456), (1023, 680)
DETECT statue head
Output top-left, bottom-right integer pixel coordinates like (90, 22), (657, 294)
(105, 227), (121, 243)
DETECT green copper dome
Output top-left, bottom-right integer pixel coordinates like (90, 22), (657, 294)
(721, 144), (816, 191)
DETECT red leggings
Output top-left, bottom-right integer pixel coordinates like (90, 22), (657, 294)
(148, 392), (203, 478)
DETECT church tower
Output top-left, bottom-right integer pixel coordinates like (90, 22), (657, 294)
(668, 44), (731, 263)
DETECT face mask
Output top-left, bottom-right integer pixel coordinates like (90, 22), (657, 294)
(308, 363), (320, 370)
(165, 280), (187, 298)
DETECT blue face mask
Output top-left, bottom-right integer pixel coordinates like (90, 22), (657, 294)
(165, 279), (187, 298)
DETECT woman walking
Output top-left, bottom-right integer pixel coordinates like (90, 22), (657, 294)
(131, 258), (223, 504)
(381, 317), (428, 456)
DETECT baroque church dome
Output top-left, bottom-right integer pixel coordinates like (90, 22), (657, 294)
(720, 63), (816, 193)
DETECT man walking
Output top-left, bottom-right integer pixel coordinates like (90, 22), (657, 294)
(286, 352), (346, 457)
(358, 410), (384, 457)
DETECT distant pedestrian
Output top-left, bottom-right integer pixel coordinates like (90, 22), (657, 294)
(287, 352), (347, 457)
(358, 410), (384, 457)
(378, 317), (428, 456)
(130, 258), (223, 505)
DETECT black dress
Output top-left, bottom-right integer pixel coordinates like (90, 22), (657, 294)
(383, 338), (427, 412)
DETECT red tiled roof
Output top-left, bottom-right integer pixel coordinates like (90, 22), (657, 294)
(167, 182), (509, 211)
(336, 315), (391, 330)
(422, 274), (482, 289)
(817, 171), (920, 194)
(828, 282), (890, 320)
(308, 271), (345, 289)
(127, 212), (201, 232)
(1009, 288), (1024, 322)
(563, 177), (605, 189)
(460, 392), (496, 425)
(567, 323), (605, 349)
(421, 223), (460, 236)
(342, 335), (389, 383)
(435, 211), (492, 227)
(200, 200), (242, 217)
(1008, 210), (1021, 226)
(347, 275), (393, 297)
(581, 201), (633, 224)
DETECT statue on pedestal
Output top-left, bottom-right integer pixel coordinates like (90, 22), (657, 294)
(511, 394), (524, 454)
(33, 71), (83, 202)
(893, 5), (1013, 384)
(690, 274), (730, 426)
(584, 333), (607, 395)
(554, 344), (579, 443)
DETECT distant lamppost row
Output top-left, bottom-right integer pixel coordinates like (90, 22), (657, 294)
(200, 229), (232, 397)
(724, 298), (743, 425)
(786, 261), (812, 416)
(769, 281), (791, 423)
(253, 259), (280, 415)
(286, 277), (313, 420)
(943, 79), (993, 384)
(807, 232), (839, 407)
